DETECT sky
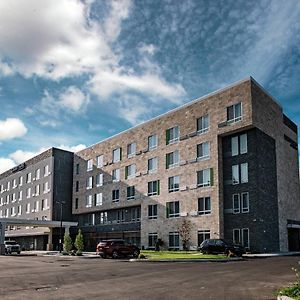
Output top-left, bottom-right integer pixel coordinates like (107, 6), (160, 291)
(0, 0), (300, 173)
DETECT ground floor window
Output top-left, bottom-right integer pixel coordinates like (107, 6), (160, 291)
(233, 228), (250, 249)
(198, 230), (210, 246)
(148, 233), (158, 249)
(169, 232), (179, 249)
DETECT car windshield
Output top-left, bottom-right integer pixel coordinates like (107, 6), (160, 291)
(5, 241), (17, 245)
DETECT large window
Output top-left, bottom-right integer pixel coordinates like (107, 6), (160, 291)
(231, 133), (247, 156)
(233, 228), (250, 249)
(148, 204), (158, 219)
(95, 193), (103, 206)
(233, 192), (249, 213)
(148, 134), (158, 150)
(112, 169), (120, 182)
(26, 173), (31, 183)
(232, 163), (248, 184)
(35, 169), (40, 180)
(87, 159), (93, 172)
(96, 173), (103, 187)
(86, 195), (92, 208)
(166, 201), (180, 218)
(166, 126), (180, 145)
(127, 186), (135, 200)
(112, 189), (120, 202)
(197, 115), (209, 134)
(241, 163), (248, 183)
(166, 150), (180, 169)
(148, 233), (158, 249)
(148, 157), (158, 173)
(125, 164), (136, 179)
(169, 232), (180, 249)
(113, 148), (122, 163)
(168, 176), (180, 192)
(197, 168), (213, 187)
(233, 194), (240, 214)
(227, 102), (242, 123)
(198, 197), (211, 215)
(241, 192), (249, 213)
(86, 176), (93, 189)
(127, 143), (136, 158)
(198, 230), (210, 246)
(97, 155), (103, 168)
(197, 141), (210, 160)
(148, 180), (160, 196)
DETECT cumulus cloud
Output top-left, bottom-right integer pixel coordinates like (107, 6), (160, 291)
(0, 118), (28, 141)
(58, 86), (89, 112)
(0, 157), (15, 174)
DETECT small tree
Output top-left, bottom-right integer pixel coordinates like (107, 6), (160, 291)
(74, 229), (84, 253)
(178, 219), (191, 251)
(63, 233), (73, 253)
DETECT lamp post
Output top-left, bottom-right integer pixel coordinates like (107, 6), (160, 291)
(56, 201), (66, 253)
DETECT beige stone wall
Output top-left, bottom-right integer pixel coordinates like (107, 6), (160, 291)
(74, 79), (254, 249)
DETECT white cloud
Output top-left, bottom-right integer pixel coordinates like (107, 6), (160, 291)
(0, 157), (15, 174)
(9, 149), (44, 165)
(138, 44), (157, 55)
(57, 144), (86, 153)
(0, 118), (28, 141)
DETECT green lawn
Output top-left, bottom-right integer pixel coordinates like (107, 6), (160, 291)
(140, 250), (228, 260)
(278, 282), (300, 299)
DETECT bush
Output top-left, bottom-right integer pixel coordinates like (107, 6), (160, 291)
(63, 233), (73, 253)
(74, 229), (84, 252)
(278, 283), (300, 299)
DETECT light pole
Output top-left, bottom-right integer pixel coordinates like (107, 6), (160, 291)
(56, 201), (66, 253)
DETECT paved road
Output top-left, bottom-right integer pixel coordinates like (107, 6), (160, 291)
(0, 255), (299, 300)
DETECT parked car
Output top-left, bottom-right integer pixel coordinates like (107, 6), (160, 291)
(4, 240), (21, 255)
(198, 239), (245, 256)
(96, 239), (140, 259)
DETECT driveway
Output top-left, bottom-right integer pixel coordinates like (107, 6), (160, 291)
(0, 255), (299, 299)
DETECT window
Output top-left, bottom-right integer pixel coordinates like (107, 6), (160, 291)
(96, 174), (103, 187)
(76, 163), (79, 175)
(19, 176), (23, 186)
(100, 211), (108, 224)
(148, 157), (158, 173)
(168, 176), (180, 192)
(86, 176), (93, 189)
(198, 230), (211, 246)
(35, 185), (40, 196)
(127, 143), (136, 158)
(227, 102), (242, 123)
(18, 191), (22, 201)
(87, 159), (93, 171)
(26, 203), (30, 214)
(26, 173), (31, 183)
(197, 115), (209, 134)
(233, 229), (241, 244)
(233, 194), (240, 214)
(6, 195), (9, 204)
(198, 197), (211, 215)
(75, 181), (79, 192)
(125, 164), (136, 179)
(232, 165), (240, 184)
(112, 189), (119, 202)
(169, 232), (179, 249)
(241, 163), (248, 183)
(242, 228), (250, 248)
(44, 165), (49, 176)
(148, 204), (157, 219)
(41, 199), (48, 211)
(95, 193), (103, 206)
(166, 126), (179, 145)
(148, 134), (158, 150)
(197, 168), (213, 187)
(17, 205), (22, 216)
(112, 169), (120, 182)
(197, 141), (210, 160)
(113, 148), (122, 163)
(231, 133), (248, 156)
(34, 200), (39, 212)
(12, 179), (17, 188)
(26, 187), (31, 198)
(148, 180), (160, 196)
(131, 207), (140, 222)
(127, 186), (135, 200)
(241, 192), (249, 213)
(166, 201), (180, 218)
(86, 195), (92, 208)
(166, 150), (179, 169)
(35, 169), (40, 180)
(75, 198), (79, 209)
(148, 233), (158, 249)
(97, 155), (103, 168)
(11, 206), (16, 216)
(12, 193), (16, 202)
(43, 181), (49, 193)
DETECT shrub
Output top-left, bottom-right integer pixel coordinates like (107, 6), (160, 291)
(63, 233), (73, 253)
(74, 229), (84, 252)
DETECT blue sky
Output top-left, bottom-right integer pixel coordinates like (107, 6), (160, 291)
(0, 0), (300, 173)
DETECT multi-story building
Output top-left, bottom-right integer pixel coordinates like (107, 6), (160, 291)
(73, 77), (300, 252)
(0, 148), (74, 250)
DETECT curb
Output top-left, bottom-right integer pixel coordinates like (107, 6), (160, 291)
(129, 257), (244, 263)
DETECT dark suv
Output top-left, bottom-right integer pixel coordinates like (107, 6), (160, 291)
(96, 239), (140, 259)
(199, 239), (245, 256)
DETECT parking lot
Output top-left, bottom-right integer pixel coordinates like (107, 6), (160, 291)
(0, 254), (299, 299)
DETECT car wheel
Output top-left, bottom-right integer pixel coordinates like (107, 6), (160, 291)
(133, 250), (140, 258)
(112, 251), (119, 259)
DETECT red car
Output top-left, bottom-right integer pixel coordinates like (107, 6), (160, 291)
(96, 239), (140, 259)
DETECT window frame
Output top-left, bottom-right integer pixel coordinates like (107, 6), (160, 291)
(227, 102), (242, 124)
(198, 197), (211, 215)
(166, 201), (180, 218)
(148, 204), (158, 220)
(197, 115), (210, 134)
